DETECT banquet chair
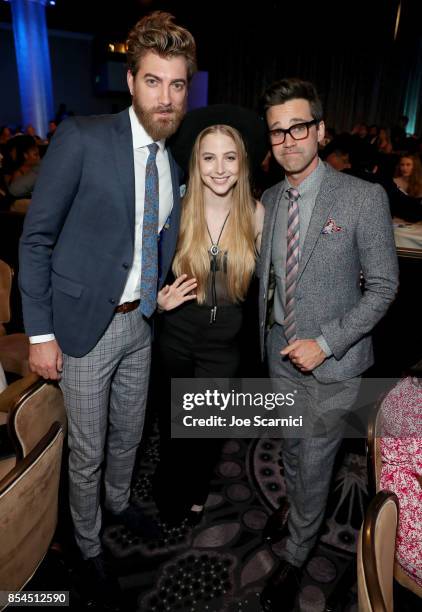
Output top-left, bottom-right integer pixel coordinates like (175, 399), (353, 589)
(366, 397), (384, 498)
(0, 372), (38, 425)
(0, 375), (66, 480)
(0, 259), (29, 377)
(0, 423), (64, 603)
(357, 490), (399, 612)
(366, 397), (422, 599)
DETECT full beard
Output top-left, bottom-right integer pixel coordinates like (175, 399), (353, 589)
(133, 99), (186, 141)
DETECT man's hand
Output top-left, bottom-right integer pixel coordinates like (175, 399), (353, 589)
(281, 339), (326, 372)
(29, 339), (63, 380)
(157, 274), (197, 312)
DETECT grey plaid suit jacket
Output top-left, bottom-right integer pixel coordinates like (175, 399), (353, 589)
(258, 163), (399, 383)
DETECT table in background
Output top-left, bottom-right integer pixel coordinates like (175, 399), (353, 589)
(393, 219), (422, 257)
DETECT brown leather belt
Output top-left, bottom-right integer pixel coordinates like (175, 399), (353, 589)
(114, 299), (140, 314)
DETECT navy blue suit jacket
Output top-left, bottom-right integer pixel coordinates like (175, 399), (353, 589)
(19, 109), (182, 357)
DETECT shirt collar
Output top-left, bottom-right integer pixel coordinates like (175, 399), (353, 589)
(285, 158), (326, 198)
(129, 106), (165, 152)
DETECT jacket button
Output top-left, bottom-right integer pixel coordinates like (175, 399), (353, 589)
(109, 298), (116, 304)
(122, 262), (129, 269)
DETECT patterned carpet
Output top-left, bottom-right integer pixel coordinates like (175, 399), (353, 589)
(25, 406), (421, 612)
(98, 429), (368, 612)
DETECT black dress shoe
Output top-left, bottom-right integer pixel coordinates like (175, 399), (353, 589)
(109, 505), (162, 539)
(83, 553), (122, 611)
(262, 499), (290, 543)
(260, 560), (302, 611)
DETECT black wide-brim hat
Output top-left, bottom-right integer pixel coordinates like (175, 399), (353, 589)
(168, 104), (269, 176)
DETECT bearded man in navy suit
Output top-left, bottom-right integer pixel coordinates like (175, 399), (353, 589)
(19, 12), (196, 605)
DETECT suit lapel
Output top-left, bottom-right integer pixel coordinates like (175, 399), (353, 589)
(111, 109), (135, 243)
(297, 169), (340, 283)
(262, 182), (285, 278)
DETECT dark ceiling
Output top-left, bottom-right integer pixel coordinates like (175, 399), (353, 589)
(0, 0), (418, 41)
(1, 0), (419, 73)
(1, 1), (193, 37)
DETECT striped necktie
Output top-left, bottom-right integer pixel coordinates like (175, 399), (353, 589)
(284, 187), (300, 342)
(140, 143), (159, 317)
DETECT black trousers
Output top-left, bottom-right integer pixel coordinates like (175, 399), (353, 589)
(153, 302), (243, 515)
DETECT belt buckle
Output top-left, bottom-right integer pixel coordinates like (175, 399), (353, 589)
(116, 301), (131, 314)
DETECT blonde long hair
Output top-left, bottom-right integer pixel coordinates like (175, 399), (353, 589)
(173, 125), (256, 303)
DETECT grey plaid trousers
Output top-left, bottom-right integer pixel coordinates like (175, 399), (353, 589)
(60, 307), (151, 558)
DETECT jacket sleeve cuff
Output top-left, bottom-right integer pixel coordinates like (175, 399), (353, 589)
(315, 334), (333, 357)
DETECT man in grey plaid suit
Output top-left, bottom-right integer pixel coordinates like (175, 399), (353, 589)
(19, 12), (196, 606)
(258, 79), (399, 611)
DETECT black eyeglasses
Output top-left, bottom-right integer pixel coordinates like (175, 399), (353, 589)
(268, 119), (319, 145)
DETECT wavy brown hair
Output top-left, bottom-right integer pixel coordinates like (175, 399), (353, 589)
(395, 154), (422, 198)
(126, 11), (197, 80)
(173, 125), (257, 304)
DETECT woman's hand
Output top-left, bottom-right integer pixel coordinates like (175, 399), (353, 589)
(157, 274), (197, 312)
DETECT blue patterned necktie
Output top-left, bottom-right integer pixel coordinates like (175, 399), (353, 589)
(140, 143), (159, 317)
(284, 187), (300, 342)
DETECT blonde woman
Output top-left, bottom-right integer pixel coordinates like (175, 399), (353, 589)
(153, 106), (267, 526)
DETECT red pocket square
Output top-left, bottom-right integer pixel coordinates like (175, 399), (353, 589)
(322, 218), (342, 234)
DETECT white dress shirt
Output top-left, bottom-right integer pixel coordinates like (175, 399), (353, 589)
(30, 106), (174, 344)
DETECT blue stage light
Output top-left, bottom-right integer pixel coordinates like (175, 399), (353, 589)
(10, 0), (54, 138)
